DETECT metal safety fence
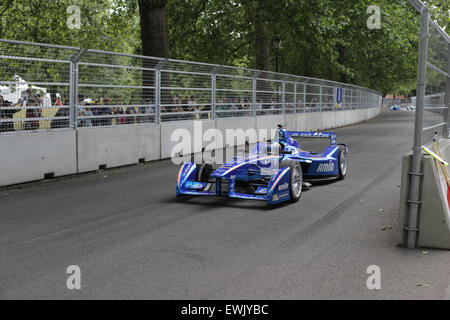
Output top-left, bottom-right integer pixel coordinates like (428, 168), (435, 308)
(404, 0), (450, 249)
(0, 38), (382, 134)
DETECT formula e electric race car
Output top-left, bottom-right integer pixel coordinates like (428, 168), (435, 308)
(176, 125), (348, 205)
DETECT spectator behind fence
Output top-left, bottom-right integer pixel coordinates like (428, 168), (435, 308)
(0, 95), (19, 132)
(25, 90), (42, 131)
(126, 104), (136, 124)
(115, 100), (126, 125)
(51, 93), (69, 129)
(102, 97), (113, 126)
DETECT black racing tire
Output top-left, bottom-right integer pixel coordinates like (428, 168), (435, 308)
(337, 145), (348, 180)
(196, 162), (214, 182)
(280, 160), (303, 203)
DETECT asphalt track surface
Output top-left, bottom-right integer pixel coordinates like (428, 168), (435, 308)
(1, 111), (450, 299)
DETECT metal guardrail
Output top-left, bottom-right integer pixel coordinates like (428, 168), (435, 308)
(405, 0), (450, 249)
(0, 38), (382, 134)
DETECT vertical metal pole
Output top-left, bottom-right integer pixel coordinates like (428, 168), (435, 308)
(303, 83), (307, 113)
(445, 42), (450, 139)
(74, 62), (79, 128)
(294, 83), (297, 114)
(359, 91), (362, 109)
(211, 73), (216, 120)
(406, 6), (429, 249)
(319, 85), (323, 112)
(343, 88), (346, 110)
(155, 68), (161, 124)
(252, 76), (257, 117)
(70, 61), (79, 129)
(69, 61), (75, 129)
(333, 87), (337, 112)
(282, 81), (286, 115)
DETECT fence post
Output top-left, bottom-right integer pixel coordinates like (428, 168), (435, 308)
(69, 48), (86, 129)
(211, 73), (216, 120)
(294, 83), (297, 114)
(406, 5), (429, 249)
(155, 68), (161, 124)
(69, 61), (76, 129)
(282, 81), (286, 115)
(252, 75), (257, 117)
(303, 84), (307, 113)
(445, 42), (450, 139)
(333, 87), (337, 112)
(319, 85), (323, 112)
(359, 90), (362, 109)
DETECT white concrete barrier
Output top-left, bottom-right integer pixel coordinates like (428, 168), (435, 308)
(321, 111), (336, 130)
(0, 130), (77, 186)
(77, 124), (161, 173)
(216, 116), (257, 147)
(295, 113), (308, 131)
(344, 110), (359, 126)
(0, 106), (381, 186)
(306, 112), (323, 131)
(160, 120), (215, 159)
(335, 111), (345, 128)
(284, 113), (298, 131)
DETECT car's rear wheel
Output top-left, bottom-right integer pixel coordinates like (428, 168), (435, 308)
(280, 160), (303, 203)
(338, 145), (348, 180)
(196, 162), (214, 182)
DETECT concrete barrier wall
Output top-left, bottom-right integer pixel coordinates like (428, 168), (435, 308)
(322, 111), (336, 130)
(0, 130), (77, 186)
(397, 144), (450, 249)
(335, 111), (345, 128)
(216, 116), (257, 147)
(160, 120), (215, 159)
(77, 124), (161, 173)
(0, 106), (380, 187)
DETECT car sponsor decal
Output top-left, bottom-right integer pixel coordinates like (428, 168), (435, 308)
(279, 192), (290, 199)
(317, 160), (335, 173)
(269, 168), (290, 195)
(278, 182), (289, 191)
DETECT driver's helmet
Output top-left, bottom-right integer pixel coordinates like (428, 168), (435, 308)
(275, 127), (288, 144)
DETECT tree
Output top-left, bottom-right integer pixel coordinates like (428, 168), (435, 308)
(138, 0), (168, 58)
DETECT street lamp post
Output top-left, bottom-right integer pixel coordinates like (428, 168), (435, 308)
(272, 36), (282, 109)
(272, 36), (281, 73)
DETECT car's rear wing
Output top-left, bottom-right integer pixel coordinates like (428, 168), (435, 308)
(287, 131), (337, 145)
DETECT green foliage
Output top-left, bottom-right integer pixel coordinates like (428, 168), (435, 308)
(0, 0), (449, 95)
(0, 0), (140, 53)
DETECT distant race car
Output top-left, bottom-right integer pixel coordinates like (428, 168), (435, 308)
(176, 125), (348, 205)
(390, 105), (401, 111)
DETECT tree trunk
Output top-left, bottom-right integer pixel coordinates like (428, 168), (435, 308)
(138, 0), (168, 104)
(246, 1), (270, 72)
(337, 44), (347, 83)
(254, 18), (270, 71)
(138, 0), (168, 59)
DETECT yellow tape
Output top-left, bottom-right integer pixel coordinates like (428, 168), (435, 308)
(423, 145), (449, 167)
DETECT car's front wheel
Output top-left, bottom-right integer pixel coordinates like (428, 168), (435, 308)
(337, 145), (348, 180)
(196, 162), (214, 182)
(280, 160), (303, 203)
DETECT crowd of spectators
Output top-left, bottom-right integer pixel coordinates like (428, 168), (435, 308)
(1, 89), (337, 133)
(0, 88), (48, 132)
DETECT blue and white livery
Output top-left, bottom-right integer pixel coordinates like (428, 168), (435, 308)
(176, 125), (348, 205)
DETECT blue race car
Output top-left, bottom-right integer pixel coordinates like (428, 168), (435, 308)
(176, 125), (348, 205)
